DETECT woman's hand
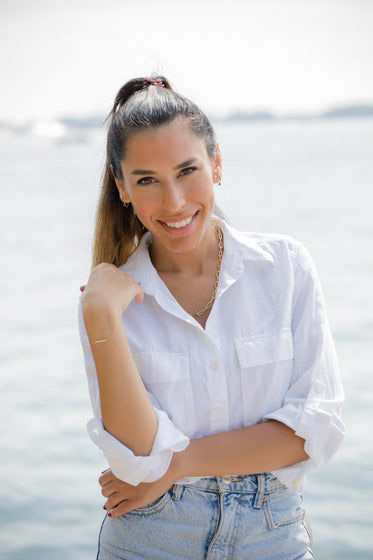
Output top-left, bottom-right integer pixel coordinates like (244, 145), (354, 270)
(81, 264), (144, 342)
(99, 468), (177, 518)
(82, 263), (144, 317)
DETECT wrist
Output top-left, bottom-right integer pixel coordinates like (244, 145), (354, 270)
(81, 294), (123, 341)
(168, 442), (193, 481)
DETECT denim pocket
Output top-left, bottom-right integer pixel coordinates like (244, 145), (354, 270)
(127, 490), (172, 516)
(263, 486), (305, 530)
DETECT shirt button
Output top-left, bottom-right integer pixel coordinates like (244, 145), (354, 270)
(210, 361), (219, 371)
(314, 385), (322, 393)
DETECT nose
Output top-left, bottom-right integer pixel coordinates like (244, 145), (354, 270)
(162, 179), (185, 211)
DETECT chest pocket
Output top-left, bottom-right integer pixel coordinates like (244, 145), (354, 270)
(133, 352), (195, 434)
(235, 328), (294, 425)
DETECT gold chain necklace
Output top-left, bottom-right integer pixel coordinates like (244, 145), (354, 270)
(193, 223), (224, 317)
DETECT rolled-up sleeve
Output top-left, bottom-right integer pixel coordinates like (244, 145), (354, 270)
(78, 300), (190, 486)
(264, 244), (345, 485)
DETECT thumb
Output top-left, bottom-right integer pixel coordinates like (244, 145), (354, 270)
(134, 285), (144, 304)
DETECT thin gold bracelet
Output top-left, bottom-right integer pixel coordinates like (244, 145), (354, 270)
(89, 338), (108, 345)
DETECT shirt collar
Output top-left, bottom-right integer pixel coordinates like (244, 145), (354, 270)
(120, 234), (196, 323)
(120, 218), (274, 297)
(217, 218), (274, 278)
(119, 232), (160, 297)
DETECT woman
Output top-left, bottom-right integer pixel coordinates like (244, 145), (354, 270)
(79, 76), (345, 559)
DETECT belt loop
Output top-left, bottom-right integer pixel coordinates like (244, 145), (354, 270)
(171, 484), (183, 501)
(253, 473), (266, 509)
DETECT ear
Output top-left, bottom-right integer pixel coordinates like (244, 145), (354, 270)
(212, 143), (223, 183)
(114, 176), (131, 205)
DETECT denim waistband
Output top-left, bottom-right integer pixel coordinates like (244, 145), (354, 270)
(180, 473), (286, 495)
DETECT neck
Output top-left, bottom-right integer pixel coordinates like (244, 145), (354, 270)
(150, 220), (219, 276)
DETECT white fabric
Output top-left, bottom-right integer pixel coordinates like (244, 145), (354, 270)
(78, 219), (345, 493)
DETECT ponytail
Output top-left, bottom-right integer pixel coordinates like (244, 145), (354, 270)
(92, 163), (146, 268)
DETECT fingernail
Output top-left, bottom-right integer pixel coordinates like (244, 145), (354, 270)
(103, 506), (107, 510)
(101, 468), (109, 474)
(108, 513), (112, 517)
(80, 285), (86, 292)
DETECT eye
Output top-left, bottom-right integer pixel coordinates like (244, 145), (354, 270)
(178, 166), (197, 177)
(137, 176), (156, 185)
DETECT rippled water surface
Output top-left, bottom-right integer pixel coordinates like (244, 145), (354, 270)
(1, 118), (372, 558)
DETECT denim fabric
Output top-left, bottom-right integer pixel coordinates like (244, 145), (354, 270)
(97, 473), (313, 559)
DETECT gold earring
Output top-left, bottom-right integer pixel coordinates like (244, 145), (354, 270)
(122, 201), (130, 208)
(214, 167), (222, 184)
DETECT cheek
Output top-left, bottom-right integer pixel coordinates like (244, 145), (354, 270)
(130, 192), (159, 218)
(194, 178), (215, 204)
(189, 170), (213, 192)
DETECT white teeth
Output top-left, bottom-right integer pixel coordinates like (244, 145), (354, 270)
(165, 216), (193, 228)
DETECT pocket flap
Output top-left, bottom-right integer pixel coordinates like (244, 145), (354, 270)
(133, 352), (189, 383)
(235, 328), (293, 368)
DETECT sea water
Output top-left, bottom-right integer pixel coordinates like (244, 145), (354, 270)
(0, 118), (372, 559)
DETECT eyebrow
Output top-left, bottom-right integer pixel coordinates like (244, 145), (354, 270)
(130, 158), (198, 175)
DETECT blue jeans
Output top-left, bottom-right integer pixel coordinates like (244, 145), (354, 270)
(97, 473), (313, 559)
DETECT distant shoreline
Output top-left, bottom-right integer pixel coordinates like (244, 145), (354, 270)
(1, 103), (373, 135)
(213, 103), (373, 123)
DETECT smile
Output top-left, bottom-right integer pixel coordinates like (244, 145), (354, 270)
(164, 215), (194, 229)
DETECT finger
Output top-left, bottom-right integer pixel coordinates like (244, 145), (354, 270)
(129, 281), (143, 304)
(101, 481), (117, 498)
(99, 470), (113, 487)
(104, 491), (127, 512)
(134, 288), (144, 304)
(108, 499), (137, 518)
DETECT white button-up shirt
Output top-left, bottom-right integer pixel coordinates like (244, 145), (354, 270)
(78, 219), (345, 494)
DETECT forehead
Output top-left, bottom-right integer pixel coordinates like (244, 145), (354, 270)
(122, 120), (209, 167)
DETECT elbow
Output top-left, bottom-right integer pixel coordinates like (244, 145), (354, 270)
(275, 421), (310, 465)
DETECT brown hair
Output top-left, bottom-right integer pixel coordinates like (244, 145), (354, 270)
(92, 76), (217, 268)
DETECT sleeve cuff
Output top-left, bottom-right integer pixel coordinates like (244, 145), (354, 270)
(87, 409), (190, 486)
(264, 381), (345, 470)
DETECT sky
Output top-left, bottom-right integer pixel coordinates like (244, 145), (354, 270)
(0, 0), (373, 122)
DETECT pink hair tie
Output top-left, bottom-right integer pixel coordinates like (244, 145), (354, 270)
(143, 77), (164, 89)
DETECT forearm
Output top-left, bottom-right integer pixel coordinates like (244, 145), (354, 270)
(83, 305), (157, 456)
(171, 420), (309, 479)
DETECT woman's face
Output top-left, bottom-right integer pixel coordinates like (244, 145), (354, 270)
(115, 119), (222, 256)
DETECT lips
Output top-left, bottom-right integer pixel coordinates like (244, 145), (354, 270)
(155, 211), (199, 238)
(164, 215), (194, 229)
(159, 211), (198, 230)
